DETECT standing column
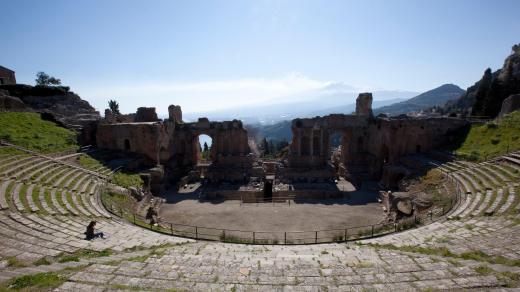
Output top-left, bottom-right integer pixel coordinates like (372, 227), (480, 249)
(297, 131), (302, 156)
(310, 130), (314, 156)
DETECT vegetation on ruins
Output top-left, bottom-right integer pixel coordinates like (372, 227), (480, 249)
(108, 99), (120, 115)
(113, 172), (143, 189)
(0, 112), (78, 154)
(35, 71), (62, 86)
(445, 110), (520, 161)
(78, 154), (143, 189)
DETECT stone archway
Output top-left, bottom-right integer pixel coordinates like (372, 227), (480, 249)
(194, 134), (214, 165)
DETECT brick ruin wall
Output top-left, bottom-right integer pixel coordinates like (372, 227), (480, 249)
(95, 97), (468, 184)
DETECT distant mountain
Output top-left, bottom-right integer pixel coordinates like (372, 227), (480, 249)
(373, 84), (465, 116)
(184, 82), (418, 124)
(444, 44), (520, 117)
(248, 85), (463, 142)
(247, 120), (293, 142)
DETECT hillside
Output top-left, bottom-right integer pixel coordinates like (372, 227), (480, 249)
(444, 44), (520, 117)
(444, 110), (520, 161)
(374, 84), (464, 116)
(0, 112), (78, 154)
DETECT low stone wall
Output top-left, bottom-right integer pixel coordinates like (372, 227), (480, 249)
(203, 189), (343, 201)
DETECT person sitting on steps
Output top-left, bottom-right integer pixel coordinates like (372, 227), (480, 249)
(85, 220), (105, 240)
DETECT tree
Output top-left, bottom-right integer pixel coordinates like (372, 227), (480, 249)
(108, 100), (120, 115)
(203, 142), (209, 152)
(35, 72), (61, 86)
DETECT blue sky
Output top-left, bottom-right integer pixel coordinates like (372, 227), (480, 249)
(1, 0), (519, 115)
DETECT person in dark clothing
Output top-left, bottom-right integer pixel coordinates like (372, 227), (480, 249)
(145, 206), (158, 225)
(85, 220), (104, 240)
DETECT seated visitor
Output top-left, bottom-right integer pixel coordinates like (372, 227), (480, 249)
(85, 220), (104, 240)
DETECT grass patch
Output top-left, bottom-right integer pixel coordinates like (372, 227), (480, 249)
(79, 153), (142, 189)
(474, 265), (494, 275)
(78, 155), (105, 170)
(0, 147), (25, 156)
(444, 111), (520, 161)
(6, 257), (27, 268)
(3, 272), (65, 290)
(33, 257), (51, 266)
(55, 248), (113, 263)
(112, 172), (143, 189)
(0, 112), (78, 154)
(366, 243), (520, 267)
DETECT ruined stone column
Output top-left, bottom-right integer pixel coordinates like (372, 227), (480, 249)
(310, 131), (314, 157)
(355, 93), (374, 118)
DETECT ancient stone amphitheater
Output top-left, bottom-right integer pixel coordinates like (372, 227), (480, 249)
(0, 141), (519, 291)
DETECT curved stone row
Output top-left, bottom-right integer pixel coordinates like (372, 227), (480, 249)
(363, 152), (520, 261)
(0, 149), (519, 290)
(0, 150), (191, 267)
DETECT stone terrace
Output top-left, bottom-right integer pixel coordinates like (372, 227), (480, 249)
(0, 145), (519, 290)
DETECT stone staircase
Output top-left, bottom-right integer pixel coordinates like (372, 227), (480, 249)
(363, 151), (520, 262)
(0, 149), (191, 268)
(0, 147), (519, 290)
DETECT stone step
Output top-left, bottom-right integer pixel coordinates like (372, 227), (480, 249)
(80, 193), (102, 217)
(68, 191), (93, 217)
(0, 213), (78, 253)
(89, 192), (112, 219)
(10, 159), (51, 180)
(458, 170), (481, 192)
(503, 155), (520, 168)
(63, 172), (87, 190)
(79, 177), (93, 194)
(449, 173), (472, 194)
(492, 162), (519, 179)
(38, 187), (56, 215)
(497, 186), (515, 214)
(459, 192), (482, 218)
(87, 181), (98, 195)
(59, 190), (80, 216)
(44, 167), (70, 185)
(484, 188), (504, 216)
(3, 158), (45, 178)
(54, 170), (81, 188)
(0, 179), (11, 210)
(0, 154), (26, 166)
(24, 162), (56, 182)
(26, 184), (40, 212)
(33, 164), (61, 183)
(448, 193), (472, 219)
(11, 182), (25, 212)
(472, 167), (499, 189)
(471, 190), (493, 216)
(73, 174), (90, 192)
(50, 189), (69, 216)
(0, 156), (34, 175)
(481, 163), (510, 183)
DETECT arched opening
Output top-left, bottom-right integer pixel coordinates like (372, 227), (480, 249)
(381, 144), (389, 164)
(327, 132), (344, 178)
(196, 134), (213, 164)
(124, 139), (131, 151)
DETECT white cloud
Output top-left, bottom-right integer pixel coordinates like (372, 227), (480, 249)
(78, 72), (336, 115)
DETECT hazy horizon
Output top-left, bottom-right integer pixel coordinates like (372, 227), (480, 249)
(2, 0), (520, 115)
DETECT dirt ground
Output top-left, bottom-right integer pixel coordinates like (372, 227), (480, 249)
(158, 181), (384, 233)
